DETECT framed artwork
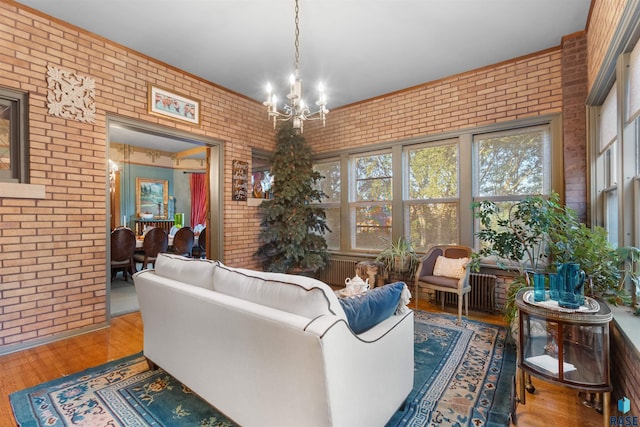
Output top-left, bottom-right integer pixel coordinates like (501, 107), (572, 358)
(136, 177), (168, 218)
(148, 84), (201, 125)
(232, 160), (249, 201)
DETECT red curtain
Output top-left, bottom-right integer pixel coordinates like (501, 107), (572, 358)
(190, 173), (206, 227)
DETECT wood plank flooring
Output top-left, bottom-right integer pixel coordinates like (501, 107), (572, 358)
(0, 302), (604, 426)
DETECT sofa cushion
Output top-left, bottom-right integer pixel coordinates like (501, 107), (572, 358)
(212, 264), (347, 320)
(338, 282), (405, 334)
(154, 253), (218, 290)
(433, 255), (468, 279)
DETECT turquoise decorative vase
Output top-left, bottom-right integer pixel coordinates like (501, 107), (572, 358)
(557, 262), (585, 309)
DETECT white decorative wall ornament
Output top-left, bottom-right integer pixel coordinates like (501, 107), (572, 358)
(46, 65), (96, 123)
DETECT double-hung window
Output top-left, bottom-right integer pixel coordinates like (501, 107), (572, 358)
(598, 84), (619, 246)
(473, 125), (552, 240)
(313, 159), (341, 251)
(404, 140), (459, 252)
(350, 151), (392, 250)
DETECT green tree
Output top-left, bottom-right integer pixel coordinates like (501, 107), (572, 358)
(407, 144), (459, 250)
(255, 122), (330, 273)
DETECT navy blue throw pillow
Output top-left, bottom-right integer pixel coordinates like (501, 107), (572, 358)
(339, 282), (405, 334)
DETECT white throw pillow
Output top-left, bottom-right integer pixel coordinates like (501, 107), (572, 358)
(432, 255), (469, 279)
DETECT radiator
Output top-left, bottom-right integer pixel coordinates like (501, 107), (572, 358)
(315, 257), (359, 287)
(438, 273), (497, 313)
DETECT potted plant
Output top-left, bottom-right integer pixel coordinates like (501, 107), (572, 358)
(616, 246), (640, 312)
(473, 192), (640, 324)
(471, 193), (565, 326)
(255, 121), (330, 274)
(375, 236), (420, 279)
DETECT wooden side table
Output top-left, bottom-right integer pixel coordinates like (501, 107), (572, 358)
(515, 287), (612, 427)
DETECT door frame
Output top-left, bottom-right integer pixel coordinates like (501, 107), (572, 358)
(105, 115), (224, 317)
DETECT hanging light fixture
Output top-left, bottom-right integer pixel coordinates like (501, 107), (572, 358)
(264, 0), (328, 133)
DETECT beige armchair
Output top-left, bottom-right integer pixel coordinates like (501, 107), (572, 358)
(414, 245), (472, 324)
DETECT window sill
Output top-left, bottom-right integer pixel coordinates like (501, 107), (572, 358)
(247, 197), (267, 207)
(609, 303), (640, 353)
(0, 182), (46, 199)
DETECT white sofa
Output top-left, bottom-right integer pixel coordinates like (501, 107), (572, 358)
(133, 253), (414, 427)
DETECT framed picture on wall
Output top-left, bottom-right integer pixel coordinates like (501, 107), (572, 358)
(148, 84), (201, 125)
(136, 177), (168, 218)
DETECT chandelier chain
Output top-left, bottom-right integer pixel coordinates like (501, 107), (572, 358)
(294, 0), (300, 72)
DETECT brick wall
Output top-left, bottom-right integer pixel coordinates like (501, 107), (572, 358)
(562, 32), (589, 222)
(610, 321), (640, 416)
(305, 48), (563, 150)
(0, 1), (274, 351)
(586, 0), (627, 93)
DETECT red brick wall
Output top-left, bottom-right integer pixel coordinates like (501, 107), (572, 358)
(587, 0), (627, 93)
(305, 49), (563, 151)
(562, 32), (589, 222)
(0, 1), (274, 350)
(611, 321), (640, 416)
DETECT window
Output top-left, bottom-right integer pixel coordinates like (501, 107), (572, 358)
(603, 143), (618, 247)
(315, 116), (558, 255)
(350, 151), (392, 250)
(474, 125), (552, 200)
(472, 125), (552, 248)
(404, 140), (459, 252)
(251, 150), (272, 199)
(597, 83), (619, 246)
(0, 88), (28, 183)
(313, 159), (341, 250)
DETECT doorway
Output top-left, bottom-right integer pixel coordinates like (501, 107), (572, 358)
(106, 116), (223, 317)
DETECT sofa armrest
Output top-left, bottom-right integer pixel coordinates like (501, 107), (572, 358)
(311, 310), (414, 426)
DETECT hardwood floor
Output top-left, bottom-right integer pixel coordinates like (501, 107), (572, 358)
(0, 302), (604, 426)
(0, 313), (143, 425)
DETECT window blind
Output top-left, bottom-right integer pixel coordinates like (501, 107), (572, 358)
(599, 84), (617, 154)
(628, 39), (640, 122)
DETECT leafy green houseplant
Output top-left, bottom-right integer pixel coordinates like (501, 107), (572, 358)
(375, 236), (420, 278)
(473, 192), (640, 323)
(472, 193), (566, 325)
(255, 122), (330, 273)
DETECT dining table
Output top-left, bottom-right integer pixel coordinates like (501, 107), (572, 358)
(135, 234), (199, 249)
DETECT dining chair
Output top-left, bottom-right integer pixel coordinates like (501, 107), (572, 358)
(192, 227), (207, 259)
(414, 245), (473, 325)
(133, 227), (168, 270)
(110, 227), (136, 281)
(172, 226), (195, 257)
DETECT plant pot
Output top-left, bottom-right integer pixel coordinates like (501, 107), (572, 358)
(394, 255), (411, 273)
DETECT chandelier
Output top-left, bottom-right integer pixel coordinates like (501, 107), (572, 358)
(263, 0), (328, 132)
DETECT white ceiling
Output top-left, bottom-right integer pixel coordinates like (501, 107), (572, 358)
(16, 0), (592, 151)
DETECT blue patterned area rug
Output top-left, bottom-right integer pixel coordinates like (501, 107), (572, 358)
(10, 311), (515, 427)
(387, 311), (516, 427)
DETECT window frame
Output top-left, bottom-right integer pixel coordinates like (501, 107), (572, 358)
(312, 158), (341, 251)
(0, 87), (29, 184)
(349, 149), (394, 251)
(403, 138), (460, 252)
(314, 114), (561, 255)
